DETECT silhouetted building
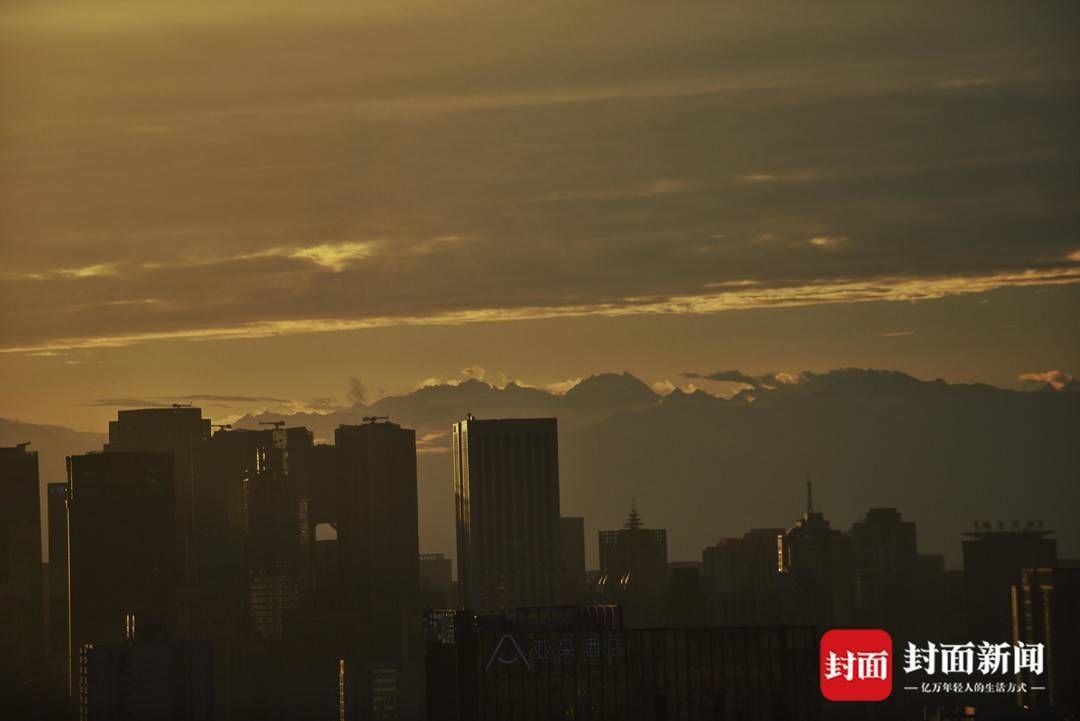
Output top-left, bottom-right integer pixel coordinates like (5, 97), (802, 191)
(851, 507), (917, 635)
(240, 427), (314, 640)
(665, 565), (705, 627)
(106, 406), (210, 528)
(1012, 566), (1079, 716)
(67, 451), (176, 693)
(336, 418), (422, 719)
(453, 417), (561, 612)
(962, 523), (1056, 641)
(336, 420), (419, 621)
(780, 483), (854, 628)
(701, 529), (806, 626)
(46, 482), (69, 682)
(597, 504), (668, 627)
(424, 606), (818, 721)
(79, 614), (213, 721)
(559, 517), (586, 604)
(0, 443), (43, 711)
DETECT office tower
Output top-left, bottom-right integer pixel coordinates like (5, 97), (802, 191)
(67, 451), (176, 692)
(559, 516), (586, 603)
(419, 553), (453, 608)
(238, 426), (313, 640)
(105, 406), (211, 527)
(79, 614), (213, 721)
(598, 503), (668, 626)
(46, 482), (69, 680)
(963, 522), (1056, 641)
(0, 443), (43, 708)
(336, 420), (419, 617)
(336, 419), (421, 720)
(452, 416), (561, 612)
(781, 484), (854, 628)
(701, 528), (801, 626)
(1013, 566), (1080, 715)
(850, 507), (917, 635)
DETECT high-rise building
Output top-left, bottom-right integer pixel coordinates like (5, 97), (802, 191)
(105, 406), (211, 527)
(0, 443), (43, 709)
(46, 482), (69, 680)
(243, 426), (313, 640)
(79, 614), (213, 721)
(598, 504), (668, 626)
(453, 417), (561, 612)
(701, 528), (802, 626)
(781, 484), (854, 628)
(850, 507), (917, 635)
(1012, 566), (1080, 716)
(963, 523), (1056, 641)
(335, 420), (419, 619)
(66, 451), (176, 692)
(335, 419), (422, 720)
(559, 516), (586, 603)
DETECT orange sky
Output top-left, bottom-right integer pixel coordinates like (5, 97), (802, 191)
(1, 1), (1078, 430)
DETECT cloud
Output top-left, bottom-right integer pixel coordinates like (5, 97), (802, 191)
(86, 393), (295, 407)
(289, 241), (377, 271)
(5, 267), (1080, 356)
(808, 236), (848, 251)
(346, 377), (368, 406)
(881, 330), (915, 337)
(683, 369), (759, 386)
(545, 378), (583, 395)
(684, 369), (803, 390)
(1019, 370), (1074, 391)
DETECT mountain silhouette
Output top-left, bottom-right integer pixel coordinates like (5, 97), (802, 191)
(9, 368), (1078, 569)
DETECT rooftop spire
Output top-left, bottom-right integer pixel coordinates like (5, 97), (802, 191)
(624, 499), (643, 530)
(806, 474), (814, 514)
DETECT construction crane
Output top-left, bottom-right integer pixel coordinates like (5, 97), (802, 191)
(362, 415), (390, 424)
(259, 420), (286, 429)
(15, 441), (31, 451)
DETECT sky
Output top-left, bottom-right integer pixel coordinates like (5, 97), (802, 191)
(1, 0), (1078, 431)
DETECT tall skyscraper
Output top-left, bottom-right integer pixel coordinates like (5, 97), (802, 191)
(336, 419), (422, 720)
(963, 523), (1056, 641)
(598, 503), (668, 626)
(106, 406), (211, 527)
(336, 420), (419, 619)
(850, 507), (918, 635)
(243, 426), (313, 640)
(0, 443), (43, 709)
(781, 484), (854, 628)
(452, 417), (561, 612)
(66, 451), (176, 692)
(46, 482), (69, 681)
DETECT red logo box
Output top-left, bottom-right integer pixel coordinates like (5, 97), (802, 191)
(820, 629), (893, 702)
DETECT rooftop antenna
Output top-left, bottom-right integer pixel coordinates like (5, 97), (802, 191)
(806, 473), (814, 514)
(259, 420), (285, 429)
(625, 499), (643, 530)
